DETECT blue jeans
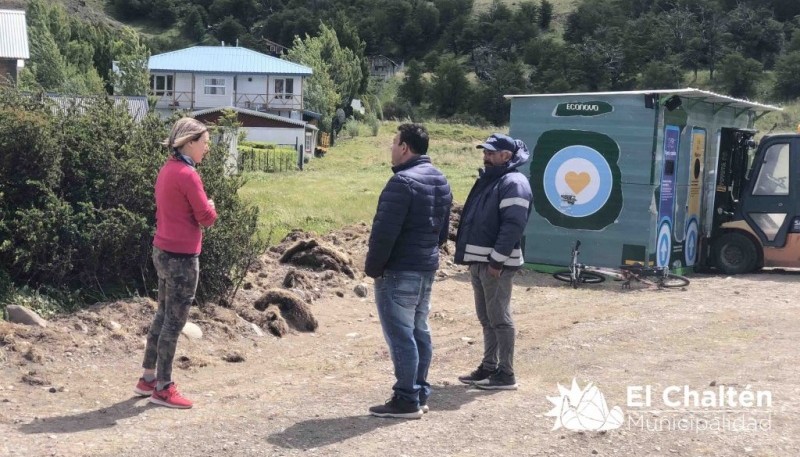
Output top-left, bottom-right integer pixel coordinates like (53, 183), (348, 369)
(374, 270), (435, 406)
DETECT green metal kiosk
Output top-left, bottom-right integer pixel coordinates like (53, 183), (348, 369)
(508, 89), (781, 271)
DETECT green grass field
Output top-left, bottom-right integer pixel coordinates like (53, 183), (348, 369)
(240, 95), (800, 245)
(238, 122), (498, 243)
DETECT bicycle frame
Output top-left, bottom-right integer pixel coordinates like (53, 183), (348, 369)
(562, 240), (679, 289)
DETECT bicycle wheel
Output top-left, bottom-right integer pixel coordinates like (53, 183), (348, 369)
(659, 273), (690, 288)
(553, 271), (605, 287)
(553, 271), (573, 283)
(578, 272), (606, 285)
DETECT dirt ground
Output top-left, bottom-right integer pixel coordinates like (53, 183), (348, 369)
(1, 224), (799, 457)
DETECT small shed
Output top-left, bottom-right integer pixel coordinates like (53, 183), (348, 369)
(507, 89), (781, 271)
(192, 106), (318, 169)
(0, 9), (29, 85)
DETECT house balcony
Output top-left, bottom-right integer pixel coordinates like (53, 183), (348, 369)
(234, 93), (303, 112)
(150, 91), (304, 113)
(151, 91), (195, 110)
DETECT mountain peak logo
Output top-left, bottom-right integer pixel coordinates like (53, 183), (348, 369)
(545, 379), (624, 431)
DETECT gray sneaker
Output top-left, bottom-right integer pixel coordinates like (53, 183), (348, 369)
(458, 365), (496, 384)
(473, 371), (518, 390)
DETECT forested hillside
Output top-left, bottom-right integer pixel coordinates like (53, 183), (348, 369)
(14, 0), (800, 125)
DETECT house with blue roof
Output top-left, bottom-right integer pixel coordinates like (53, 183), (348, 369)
(148, 45), (313, 119)
(148, 45), (321, 168)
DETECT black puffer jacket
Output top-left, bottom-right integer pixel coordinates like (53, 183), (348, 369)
(365, 155), (452, 278)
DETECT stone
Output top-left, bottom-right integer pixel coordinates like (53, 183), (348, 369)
(181, 322), (203, 339)
(354, 284), (369, 298)
(250, 323), (264, 337)
(5, 305), (47, 327)
(108, 321), (122, 331)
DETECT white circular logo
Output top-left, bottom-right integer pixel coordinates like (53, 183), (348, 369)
(543, 146), (613, 218)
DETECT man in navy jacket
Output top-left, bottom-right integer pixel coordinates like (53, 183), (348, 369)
(455, 133), (532, 390)
(365, 123), (452, 419)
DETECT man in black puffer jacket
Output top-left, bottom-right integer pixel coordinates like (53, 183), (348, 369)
(365, 123), (452, 419)
(455, 133), (533, 391)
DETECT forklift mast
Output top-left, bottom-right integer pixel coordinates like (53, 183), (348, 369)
(712, 128), (756, 235)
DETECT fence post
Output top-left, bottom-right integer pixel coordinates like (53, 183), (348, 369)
(296, 138), (303, 171)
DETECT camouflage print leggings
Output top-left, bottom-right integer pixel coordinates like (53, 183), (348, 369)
(142, 246), (200, 383)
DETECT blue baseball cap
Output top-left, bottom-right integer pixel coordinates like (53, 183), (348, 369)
(477, 133), (517, 152)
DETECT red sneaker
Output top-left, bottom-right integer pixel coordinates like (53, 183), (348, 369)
(133, 377), (156, 396)
(149, 383), (193, 409)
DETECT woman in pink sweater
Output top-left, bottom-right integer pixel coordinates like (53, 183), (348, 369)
(134, 117), (217, 409)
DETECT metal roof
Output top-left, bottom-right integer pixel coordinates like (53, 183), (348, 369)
(46, 94), (150, 122)
(0, 9), (29, 59)
(149, 46), (312, 76)
(191, 106), (316, 129)
(506, 88), (782, 113)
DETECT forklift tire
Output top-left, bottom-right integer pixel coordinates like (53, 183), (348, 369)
(714, 232), (758, 275)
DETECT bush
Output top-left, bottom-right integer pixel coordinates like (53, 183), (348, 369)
(240, 141), (277, 150)
(382, 99), (420, 121)
(0, 88), (263, 310)
(366, 113), (380, 136)
(343, 118), (363, 137)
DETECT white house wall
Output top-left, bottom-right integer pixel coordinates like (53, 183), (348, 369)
(193, 74), (233, 108)
(244, 126), (305, 147)
(236, 74), (269, 108)
(266, 75), (303, 111)
(174, 73), (193, 107)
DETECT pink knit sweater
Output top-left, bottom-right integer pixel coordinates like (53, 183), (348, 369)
(152, 157), (217, 254)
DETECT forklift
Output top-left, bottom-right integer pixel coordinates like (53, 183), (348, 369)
(704, 127), (800, 273)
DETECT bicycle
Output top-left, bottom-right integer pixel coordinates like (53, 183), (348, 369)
(552, 240), (690, 289)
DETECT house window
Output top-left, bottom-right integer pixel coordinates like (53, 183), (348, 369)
(305, 131), (312, 152)
(204, 78), (226, 95)
(150, 74), (173, 96)
(274, 78), (294, 99)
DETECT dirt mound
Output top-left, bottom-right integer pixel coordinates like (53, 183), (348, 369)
(253, 289), (318, 332)
(279, 238), (356, 279)
(448, 202), (463, 241)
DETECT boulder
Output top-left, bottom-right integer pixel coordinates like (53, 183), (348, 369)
(181, 322), (203, 339)
(6, 305), (47, 327)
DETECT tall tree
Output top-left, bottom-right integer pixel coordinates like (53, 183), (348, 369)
(286, 24), (364, 131)
(773, 51), (800, 100)
(429, 55), (470, 117)
(716, 52), (762, 98)
(399, 60), (426, 106)
(539, 0), (553, 29)
(111, 27), (150, 96)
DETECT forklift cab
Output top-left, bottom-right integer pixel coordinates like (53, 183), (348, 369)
(712, 133), (800, 273)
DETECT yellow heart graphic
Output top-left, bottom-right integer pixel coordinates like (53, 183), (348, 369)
(565, 171), (591, 195)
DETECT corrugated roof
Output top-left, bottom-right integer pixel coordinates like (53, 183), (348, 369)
(149, 46), (312, 76)
(506, 88), (782, 113)
(0, 9), (29, 59)
(46, 94), (150, 122)
(191, 106), (314, 129)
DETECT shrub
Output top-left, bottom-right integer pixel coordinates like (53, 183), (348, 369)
(366, 113), (380, 136)
(343, 118), (362, 137)
(0, 88), (263, 310)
